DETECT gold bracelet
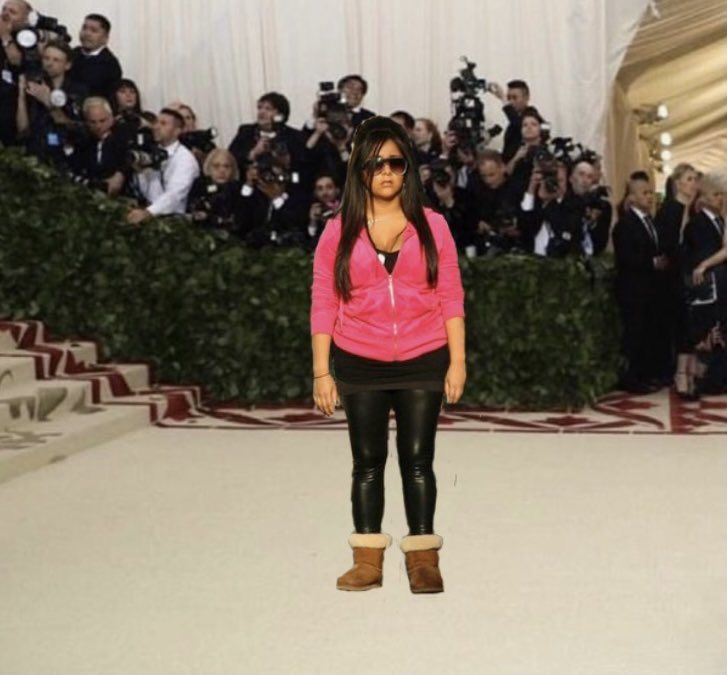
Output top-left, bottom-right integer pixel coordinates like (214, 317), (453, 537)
(313, 372), (330, 379)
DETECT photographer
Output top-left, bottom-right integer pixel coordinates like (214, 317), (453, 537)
(0, 0), (31, 145)
(306, 172), (341, 250)
(126, 107), (200, 225)
(236, 152), (309, 249)
(186, 148), (241, 236)
(390, 110), (415, 140)
(69, 96), (126, 196)
(488, 79), (532, 163)
(467, 149), (522, 254)
(303, 97), (352, 188)
(337, 74), (375, 129)
(519, 160), (582, 257)
(69, 14), (122, 99)
(425, 158), (479, 256)
(566, 158), (612, 256)
(15, 39), (87, 169)
(169, 102), (217, 167)
(412, 117), (442, 167)
(228, 91), (310, 191)
(506, 106), (548, 203)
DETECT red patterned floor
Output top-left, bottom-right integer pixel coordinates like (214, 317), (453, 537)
(158, 388), (727, 435)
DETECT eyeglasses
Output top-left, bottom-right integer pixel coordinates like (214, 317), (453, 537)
(364, 156), (408, 176)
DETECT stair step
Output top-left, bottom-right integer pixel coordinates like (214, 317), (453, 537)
(0, 378), (99, 428)
(0, 404), (149, 484)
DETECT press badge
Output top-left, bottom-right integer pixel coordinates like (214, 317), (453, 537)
(1, 69), (12, 85)
(46, 132), (61, 146)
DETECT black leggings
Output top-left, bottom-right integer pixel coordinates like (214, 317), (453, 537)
(340, 388), (444, 536)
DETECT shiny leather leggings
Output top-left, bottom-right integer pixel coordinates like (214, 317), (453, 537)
(340, 388), (443, 535)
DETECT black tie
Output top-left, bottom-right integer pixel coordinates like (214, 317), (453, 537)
(643, 214), (659, 245)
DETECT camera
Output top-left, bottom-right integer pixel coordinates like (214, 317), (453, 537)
(126, 127), (168, 170)
(253, 152), (299, 187)
(316, 81), (351, 142)
(188, 178), (238, 230)
(583, 185), (611, 211)
(448, 56), (502, 149)
(527, 144), (560, 194)
(180, 127), (217, 154)
(428, 158), (453, 187)
(14, 12), (70, 82)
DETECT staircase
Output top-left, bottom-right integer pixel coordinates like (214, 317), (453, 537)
(0, 320), (202, 484)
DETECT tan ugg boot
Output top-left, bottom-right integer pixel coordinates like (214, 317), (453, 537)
(336, 532), (393, 591)
(399, 534), (444, 594)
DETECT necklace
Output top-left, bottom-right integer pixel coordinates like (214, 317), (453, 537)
(366, 213), (398, 227)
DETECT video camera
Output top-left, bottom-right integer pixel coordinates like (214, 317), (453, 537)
(448, 56), (502, 149)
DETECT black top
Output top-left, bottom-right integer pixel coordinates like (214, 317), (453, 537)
(70, 47), (122, 99)
(331, 226), (450, 394)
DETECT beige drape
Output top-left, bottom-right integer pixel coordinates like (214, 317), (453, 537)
(605, 0), (727, 192)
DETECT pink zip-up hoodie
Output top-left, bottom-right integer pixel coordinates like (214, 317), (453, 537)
(310, 207), (465, 361)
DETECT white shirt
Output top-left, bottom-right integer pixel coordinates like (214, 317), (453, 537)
(135, 141), (200, 216)
(521, 191), (564, 257)
(80, 46), (106, 57)
(630, 206), (658, 244)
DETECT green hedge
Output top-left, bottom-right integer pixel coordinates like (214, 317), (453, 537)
(0, 148), (622, 409)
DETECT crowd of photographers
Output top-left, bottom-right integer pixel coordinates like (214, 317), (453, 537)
(1, 2), (725, 396)
(1, 3), (615, 258)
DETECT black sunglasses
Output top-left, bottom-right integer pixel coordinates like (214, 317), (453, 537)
(364, 156), (408, 176)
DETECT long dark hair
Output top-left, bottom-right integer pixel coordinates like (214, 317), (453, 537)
(334, 116), (438, 302)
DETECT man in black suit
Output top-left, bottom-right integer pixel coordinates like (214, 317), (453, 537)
(337, 74), (375, 129)
(228, 91), (311, 192)
(518, 161), (583, 257)
(612, 171), (672, 393)
(69, 14), (122, 99)
(487, 79), (531, 163)
(466, 149), (521, 254)
(566, 158), (612, 257)
(69, 96), (126, 196)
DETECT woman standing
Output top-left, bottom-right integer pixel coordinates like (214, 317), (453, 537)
(310, 116), (466, 594)
(654, 163), (699, 397)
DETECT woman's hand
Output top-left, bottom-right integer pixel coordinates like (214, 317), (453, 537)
(693, 264), (709, 286)
(444, 361), (466, 404)
(313, 374), (339, 416)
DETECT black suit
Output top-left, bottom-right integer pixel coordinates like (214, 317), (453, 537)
(70, 47), (123, 99)
(236, 186), (310, 249)
(518, 194), (583, 257)
(680, 209), (726, 362)
(501, 104), (522, 163)
(564, 190), (612, 257)
(70, 132), (127, 184)
(612, 208), (671, 385)
(351, 107), (375, 129)
(228, 123), (312, 190)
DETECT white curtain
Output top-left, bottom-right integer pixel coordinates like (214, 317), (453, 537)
(50, 0), (647, 160)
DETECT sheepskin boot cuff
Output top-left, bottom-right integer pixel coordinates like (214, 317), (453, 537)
(348, 532), (393, 549)
(399, 533), (444, 553)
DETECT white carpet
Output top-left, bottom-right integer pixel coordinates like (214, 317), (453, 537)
(0, 427), (725, 675)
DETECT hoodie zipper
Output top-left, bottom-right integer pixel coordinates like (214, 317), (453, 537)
(388, 274), (398, 359)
